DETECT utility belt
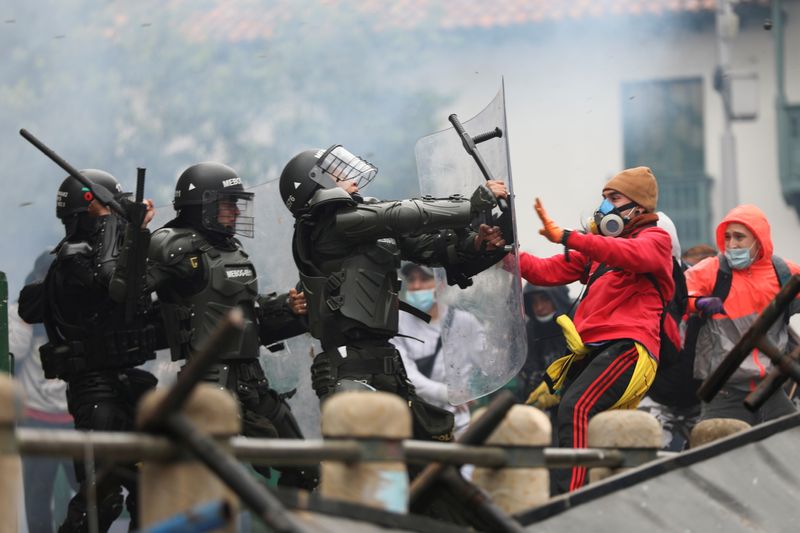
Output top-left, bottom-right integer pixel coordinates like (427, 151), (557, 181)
(310, 344), (407, 399)
(311, 344), (453, 442)
(40, 326), (157, 380)
(330, 344), (403, 378)
(66, 368), (157, 410)
(184, 359), (267, 390)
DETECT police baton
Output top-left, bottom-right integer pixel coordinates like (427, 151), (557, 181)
(19, 128), (127, 219)
(448, 114), (515, 252)
(448, 114), (508, 212)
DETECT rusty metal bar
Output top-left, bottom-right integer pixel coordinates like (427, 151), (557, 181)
(745, 344), (800, 411)
(13, 429), (664, 470)
(698, 274), (800, 402)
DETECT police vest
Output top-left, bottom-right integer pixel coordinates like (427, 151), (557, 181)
(294, 217), (401, 349)
(40, 221), (156, 379)
(156, 228), (261, 361)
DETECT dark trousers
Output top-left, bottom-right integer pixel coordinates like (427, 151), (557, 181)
(701, 385), (797, 425)
(61, 399), (138, 533)
(60, 370), (156, 533)
(197, 359), (319, 490)
(554, 341), (639, 494)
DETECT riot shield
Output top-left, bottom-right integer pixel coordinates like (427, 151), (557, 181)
(149, 180), (321, 438)
(249, 179), (321, 438)
(414, 83), (526, 405)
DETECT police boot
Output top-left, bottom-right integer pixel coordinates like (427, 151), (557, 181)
(262, 389), (320, 490)
(59, 488), (124, 533)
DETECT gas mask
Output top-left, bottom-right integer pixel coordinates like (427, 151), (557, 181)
(588, 199), (638, 237)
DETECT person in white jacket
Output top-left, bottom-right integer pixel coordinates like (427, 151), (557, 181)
(393, 263), (486, 435)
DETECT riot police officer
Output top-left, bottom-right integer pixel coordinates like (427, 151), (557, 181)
(112, 162), (317, 489)
(18, 170), (158, 533)
(278, 145), (509, 441)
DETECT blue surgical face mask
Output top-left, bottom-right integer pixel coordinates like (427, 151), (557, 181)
(725, 244), (756, 270)
(405, 288), (436, 312)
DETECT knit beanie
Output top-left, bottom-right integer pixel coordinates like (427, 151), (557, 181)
(602, 166), (658, 213)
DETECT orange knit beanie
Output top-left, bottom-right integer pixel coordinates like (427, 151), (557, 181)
(602, 166), (658, 212)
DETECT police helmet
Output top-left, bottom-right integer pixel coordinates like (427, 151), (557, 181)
(279, 145), (377, 216)
(56, 169), (122, 220)
(173, 162), (255, 238)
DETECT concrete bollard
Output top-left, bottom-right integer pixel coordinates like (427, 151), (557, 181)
(689, 418), (751, 448)
(0, 374), (22, 533)
(137, 384), (241, 532)
(587, 410), (661, 484)
(320, 391), (411, 513)
(471, 404), (551, 513)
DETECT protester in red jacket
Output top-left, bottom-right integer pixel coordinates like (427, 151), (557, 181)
(522, 167), (674, 493)
(686, 204), (800, 424)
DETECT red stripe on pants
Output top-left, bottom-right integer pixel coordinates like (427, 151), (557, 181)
(569, 347), (639, 491)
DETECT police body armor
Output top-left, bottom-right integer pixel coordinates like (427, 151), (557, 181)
(294, 193), (502, 441)
(152, 227), (261, 362)
(295, 194), (478, 349)
(39, 214), (157, 380)
(299, 240), (401, 348)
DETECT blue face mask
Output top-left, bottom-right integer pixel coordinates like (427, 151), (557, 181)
(406, 288), (436, 312)
(725, 245), (755, 270)
(596, 198), (616, 216)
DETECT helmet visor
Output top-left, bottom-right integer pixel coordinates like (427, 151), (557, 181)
(317, 145), (377, 191)
(202, 190), (255, 238)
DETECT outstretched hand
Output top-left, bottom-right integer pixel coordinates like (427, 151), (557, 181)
(534, 198), (564, 244)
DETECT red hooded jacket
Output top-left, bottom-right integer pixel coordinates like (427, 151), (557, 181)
(686, 204), (800, 386)
(519, 224), (674, 359)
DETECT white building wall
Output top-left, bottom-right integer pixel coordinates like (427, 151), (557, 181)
(417, 4), (800, 263)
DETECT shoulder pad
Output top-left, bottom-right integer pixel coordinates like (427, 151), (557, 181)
(149, 227), (202, 265)
(57, 242), (92, 260)
(229, 237), (250, 257)
(308, 187), (356, 212)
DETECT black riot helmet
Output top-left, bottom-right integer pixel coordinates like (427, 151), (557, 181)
(279, 145), (377, 216)
(173, 162), (255, 238)
(56, 169), (122, 219)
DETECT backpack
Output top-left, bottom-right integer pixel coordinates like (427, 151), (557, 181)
(647, 254), (792, 408)
(582, 256), (684, 366)
(646, 256), (687, 369)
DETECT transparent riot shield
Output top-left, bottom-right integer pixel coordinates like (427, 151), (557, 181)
(149, 180), (321, 437)
(414, 83), (526, 405)
(250, 179), (321, 438)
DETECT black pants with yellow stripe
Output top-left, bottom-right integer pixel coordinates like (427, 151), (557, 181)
(553, 340), (639, 494)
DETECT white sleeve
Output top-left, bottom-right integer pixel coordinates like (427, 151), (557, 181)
(394, 325), (449, 405)
(7, 303), (33, 363)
